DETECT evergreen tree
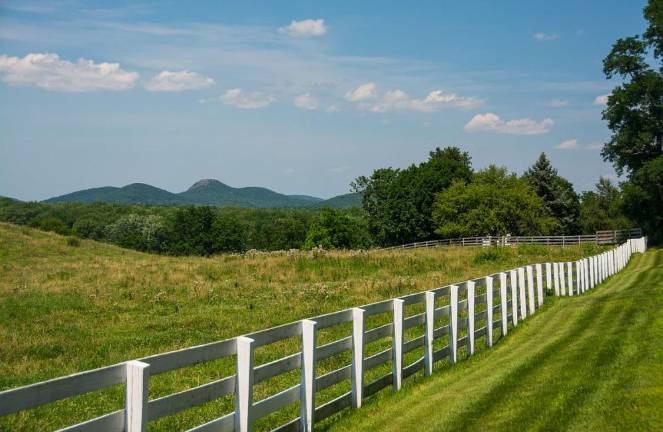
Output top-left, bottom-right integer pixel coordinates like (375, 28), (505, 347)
(523, 153), (580, 235)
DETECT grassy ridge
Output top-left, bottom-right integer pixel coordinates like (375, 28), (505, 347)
(0, 223), (603, 431)
(327, 248), (663, 431)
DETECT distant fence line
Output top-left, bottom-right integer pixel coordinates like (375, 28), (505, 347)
(379, 228), (643, 251)
(0, 237), (648, 432)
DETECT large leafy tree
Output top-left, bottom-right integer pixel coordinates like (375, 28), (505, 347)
(432, 166), (555, 238)
(602, 0), (663, 242)
(352, 147), (472, 246)
(579, 178), (632, 233)
(522, 153), (580, 235)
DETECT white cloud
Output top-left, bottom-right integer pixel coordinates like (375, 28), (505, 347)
(326, 105), (338, 113)
(0, 52), (138, 91)
(279, 19), (327, 38)
(585, 143), (603, 150)
(533, 32), (559, 41)
(220, 88), (275, 109)
(464, 112), (554, 135)
(548, 98), (568, 108)
(358, 88), (483, 113)
(144, 70), (214, 92)
(557, 138), (578, 150)
(294, 93), (318, 110)
(345, 82), (377, 101)
(593, 94), (609, 105)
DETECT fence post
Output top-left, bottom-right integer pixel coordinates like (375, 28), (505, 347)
(235, 337), (255, 432)
(301, 320), (317, 432)
(486, 276), (494, 347)
(449, 285), (459, 364)
(467, 281), (475, 356)
(585, 259), (590, 291)
(351, 308), (365, 408)
(535, 264), (544, 307)
(553, 262), (560, 296)
(568, 262), (575, 296)
(126, 361), (150, 432)
(510, 270), (519, 326)
(518, 268), (527, 320)
(499, 273), (508, 336)
(424, 291), (435, 376)
(526, 266), (535, 314)
(559, 263), (566, 296)
(545, 262), (552, 291)
(589, 256), (594, 289)
(392, 299), (404, 391)
(576, 261), (582, 294)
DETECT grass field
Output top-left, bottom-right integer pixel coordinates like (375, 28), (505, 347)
(327, 247), (663, 432)
(0, 223), (606, 431)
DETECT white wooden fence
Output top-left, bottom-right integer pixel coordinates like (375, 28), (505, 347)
(380, 228), (643, 251)
(0, 237), (648, 432)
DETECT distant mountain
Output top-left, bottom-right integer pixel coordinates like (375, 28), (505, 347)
(43, 179), (360, 209)
(45, 183), (186, 205)
(316, 192), (363, 209)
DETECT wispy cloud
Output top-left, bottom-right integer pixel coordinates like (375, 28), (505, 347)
(0, 52), (138, 91)
(548, 98), (569, 108)
(279, 19), (327, 38)
(464, 113), (553, 135)
(593, 94), (609, 105)
(144, 70), (214, 92)
(220, 88), (276, 109)
(293, 93), (318, 110)
(345, 83), (482, 113)
(557, 138), (578, 150)
(533, 32), (559, 41)
(329, 165), (352, 173)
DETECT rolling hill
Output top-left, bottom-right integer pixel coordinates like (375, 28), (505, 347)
(43, 179), (360, 208)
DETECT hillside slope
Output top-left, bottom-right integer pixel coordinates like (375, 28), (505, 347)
(329, 248), (663, 432)
(0, 223), (597, 431)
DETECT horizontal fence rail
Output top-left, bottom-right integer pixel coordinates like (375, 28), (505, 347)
(379, 228), (642, 251)
(0, 237), (648, 432)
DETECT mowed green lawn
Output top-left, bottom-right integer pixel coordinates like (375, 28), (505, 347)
(327, 247), (663, 432)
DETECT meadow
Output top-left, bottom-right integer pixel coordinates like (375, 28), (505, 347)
(0, 223), (604, 431)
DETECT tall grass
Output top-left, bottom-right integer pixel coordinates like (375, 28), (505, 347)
(0, 223), (602, 431)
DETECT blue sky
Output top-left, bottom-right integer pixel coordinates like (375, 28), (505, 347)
(0, 0), (649, 200)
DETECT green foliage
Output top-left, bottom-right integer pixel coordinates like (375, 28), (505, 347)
(523, 153), (581, 235)
(472, 246), (514, 264)
(353, 147), (472, 246)
(432, 166), (555, 238)
(106, 214), (167, 252)
(601, 0), (663, 243)
(621, 156), (663, 243)
(29, 216), (70, 236)
(579, 177), (632, 233)
(303, 208), (371, 250)
(211, 212), (248, 252)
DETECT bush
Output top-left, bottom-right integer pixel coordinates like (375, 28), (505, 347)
(29, 217), (70, 235)
(66, 237), (80, 247)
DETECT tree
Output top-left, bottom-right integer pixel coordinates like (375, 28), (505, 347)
(106, 214), (167, 252)
(432, 166), (555, 238)
(352, 147), (472, 245)
(303, 208), (371, 250)
(579, 178), (632, 233)
(167, 206), (216, 255)
(601, 0), (663, 242)
(602, 2), (663, 175)
(621, 157), (663, 243)
(523, 153), (580, 235)
(212, 211), (248, 252)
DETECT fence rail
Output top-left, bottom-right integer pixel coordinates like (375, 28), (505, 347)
(0, 237), (648, 432)
(379, 228), (642, 251)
